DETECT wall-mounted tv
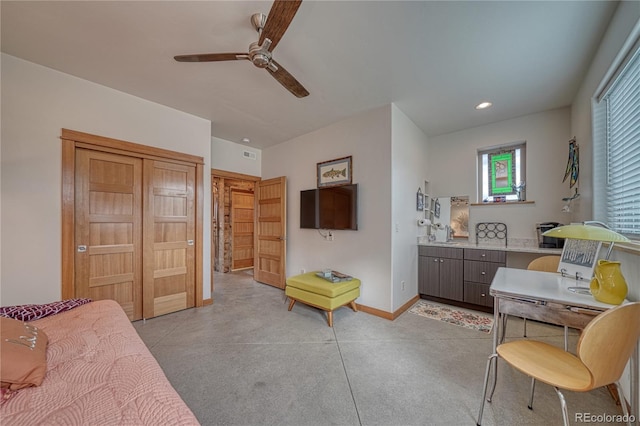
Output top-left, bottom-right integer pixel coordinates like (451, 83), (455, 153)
(300, 184), (358, 230)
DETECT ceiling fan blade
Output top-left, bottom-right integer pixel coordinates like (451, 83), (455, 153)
(174, 53), (247, 62)
(259, 0), (302, 52)
(267, 60), (309, 98)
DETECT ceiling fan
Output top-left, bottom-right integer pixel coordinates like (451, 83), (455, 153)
(174, 0), (309, 98)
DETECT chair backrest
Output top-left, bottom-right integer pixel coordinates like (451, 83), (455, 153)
(527, 255), (561, 273)
(577, 302), (640, 388)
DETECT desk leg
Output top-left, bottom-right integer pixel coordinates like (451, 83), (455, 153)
(632, 344), (639, 426)
(477, 298), (501, 425)
(488, 298), (500, 401)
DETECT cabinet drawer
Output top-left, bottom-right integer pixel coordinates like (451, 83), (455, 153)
(419, 246), (463, 259)
(464, 249), (506, 263)
(464, 260), (502, 284)
(464, 282), (494, 308)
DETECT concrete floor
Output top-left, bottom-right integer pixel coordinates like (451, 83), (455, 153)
(133, 270), (621, 426)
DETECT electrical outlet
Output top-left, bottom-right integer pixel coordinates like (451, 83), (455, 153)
(300, 268), (306, 274)
(401, 280), (405, 291)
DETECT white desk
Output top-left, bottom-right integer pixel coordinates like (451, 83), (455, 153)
(489, 267), (638, 425)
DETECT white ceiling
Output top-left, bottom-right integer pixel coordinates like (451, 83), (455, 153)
(1, 1), (617, 149)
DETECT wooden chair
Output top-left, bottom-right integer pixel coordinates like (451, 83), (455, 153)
(477, 302), (640, 426)
(527, 255), (561, 272)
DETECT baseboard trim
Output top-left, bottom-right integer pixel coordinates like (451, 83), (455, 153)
(356, 304), (393, 320)
(393, 295), (420, 319)
(203, 298), (213, 306)
(357, 294), (420, 321)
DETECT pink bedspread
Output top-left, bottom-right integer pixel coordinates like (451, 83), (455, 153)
(0, 300), (199, 425)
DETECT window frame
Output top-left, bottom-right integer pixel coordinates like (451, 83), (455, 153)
(592, 35), (640, 238)
(477, 141), (527, 203)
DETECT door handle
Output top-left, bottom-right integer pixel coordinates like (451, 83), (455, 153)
(187, 240), (194, 246)
(77, 245), (87, 253)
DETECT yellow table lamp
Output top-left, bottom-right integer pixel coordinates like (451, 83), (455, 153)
(543, 222), (630, 305)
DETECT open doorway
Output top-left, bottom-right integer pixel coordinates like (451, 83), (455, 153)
(211, 169), (260, 274)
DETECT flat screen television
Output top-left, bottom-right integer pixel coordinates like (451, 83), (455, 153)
(300, 184), (358, 230)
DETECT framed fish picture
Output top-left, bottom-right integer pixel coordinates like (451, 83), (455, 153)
(317, 156), (352, 188)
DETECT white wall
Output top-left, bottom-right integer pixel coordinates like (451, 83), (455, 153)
(571, 2), (640, 223)
(570, 4), (640, 411)
(262, 106), (393, 312)
(428, 108), (572, 243)
(211, 136), (261, 177)
(0, 54), (212, 305)
(390, 104), (429, 311)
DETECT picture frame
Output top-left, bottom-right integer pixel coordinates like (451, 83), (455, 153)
(416, 188), (424, 211)
(317, 156), (352, 188)
(558, 238), (602, 281)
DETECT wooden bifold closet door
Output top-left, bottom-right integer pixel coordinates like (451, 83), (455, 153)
(63, 129), (203, 321)
(74, 149), (143, 320)
(143, 160), (196, 318)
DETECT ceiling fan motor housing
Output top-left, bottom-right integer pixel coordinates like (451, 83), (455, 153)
(248, 40), (272, 68)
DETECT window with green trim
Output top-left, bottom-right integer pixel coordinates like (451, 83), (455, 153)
(477, 142), (526, 202)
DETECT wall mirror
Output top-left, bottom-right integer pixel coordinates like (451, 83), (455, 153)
(432, 196), (470, 241)
(449, 196), (469, 238)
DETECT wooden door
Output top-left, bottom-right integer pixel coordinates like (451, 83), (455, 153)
(75, 149), (143, 320)
(254, 177), (287, 288)
(143, 160), (196, 318)
(231, 190), (255, 270)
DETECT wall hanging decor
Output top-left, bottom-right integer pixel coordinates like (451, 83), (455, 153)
(317, 156), (352, 188)
(416, 188), (424, 211)
(563, 138), (579, 188)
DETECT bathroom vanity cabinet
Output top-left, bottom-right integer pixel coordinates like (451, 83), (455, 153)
(418, 246), (506, 310)
(418, 246), (464, 301)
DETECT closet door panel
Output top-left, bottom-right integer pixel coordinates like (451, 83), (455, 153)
(75, 149), (143, 320)
(143, 160), (196, 318)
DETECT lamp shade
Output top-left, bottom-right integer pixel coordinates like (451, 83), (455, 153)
(542, 224), (629, 242)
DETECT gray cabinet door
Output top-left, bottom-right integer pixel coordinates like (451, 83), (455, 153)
(419, 256), (441, 296)
(439, 258), (464, 301)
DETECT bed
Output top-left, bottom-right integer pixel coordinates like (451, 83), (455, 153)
(0, 299), (199, 425)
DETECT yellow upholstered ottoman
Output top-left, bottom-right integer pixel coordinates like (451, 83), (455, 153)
(285, 271), (361, 327)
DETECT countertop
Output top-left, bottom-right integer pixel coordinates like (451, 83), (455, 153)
(417, 237), (563, 255)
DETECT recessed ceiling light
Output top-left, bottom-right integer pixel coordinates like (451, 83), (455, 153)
(475, 102), (493, 110)
(241, 137), (250, 143)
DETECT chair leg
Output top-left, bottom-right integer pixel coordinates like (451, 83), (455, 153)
(523, 318), (527, 337)
(476, 353), (498, 426)
(564, 326), (569, 351)
(614, 381), (632, 426)
(528, 378), (536, 410)
(553, 387), (570, 426)
(287, 298), (296, 311)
